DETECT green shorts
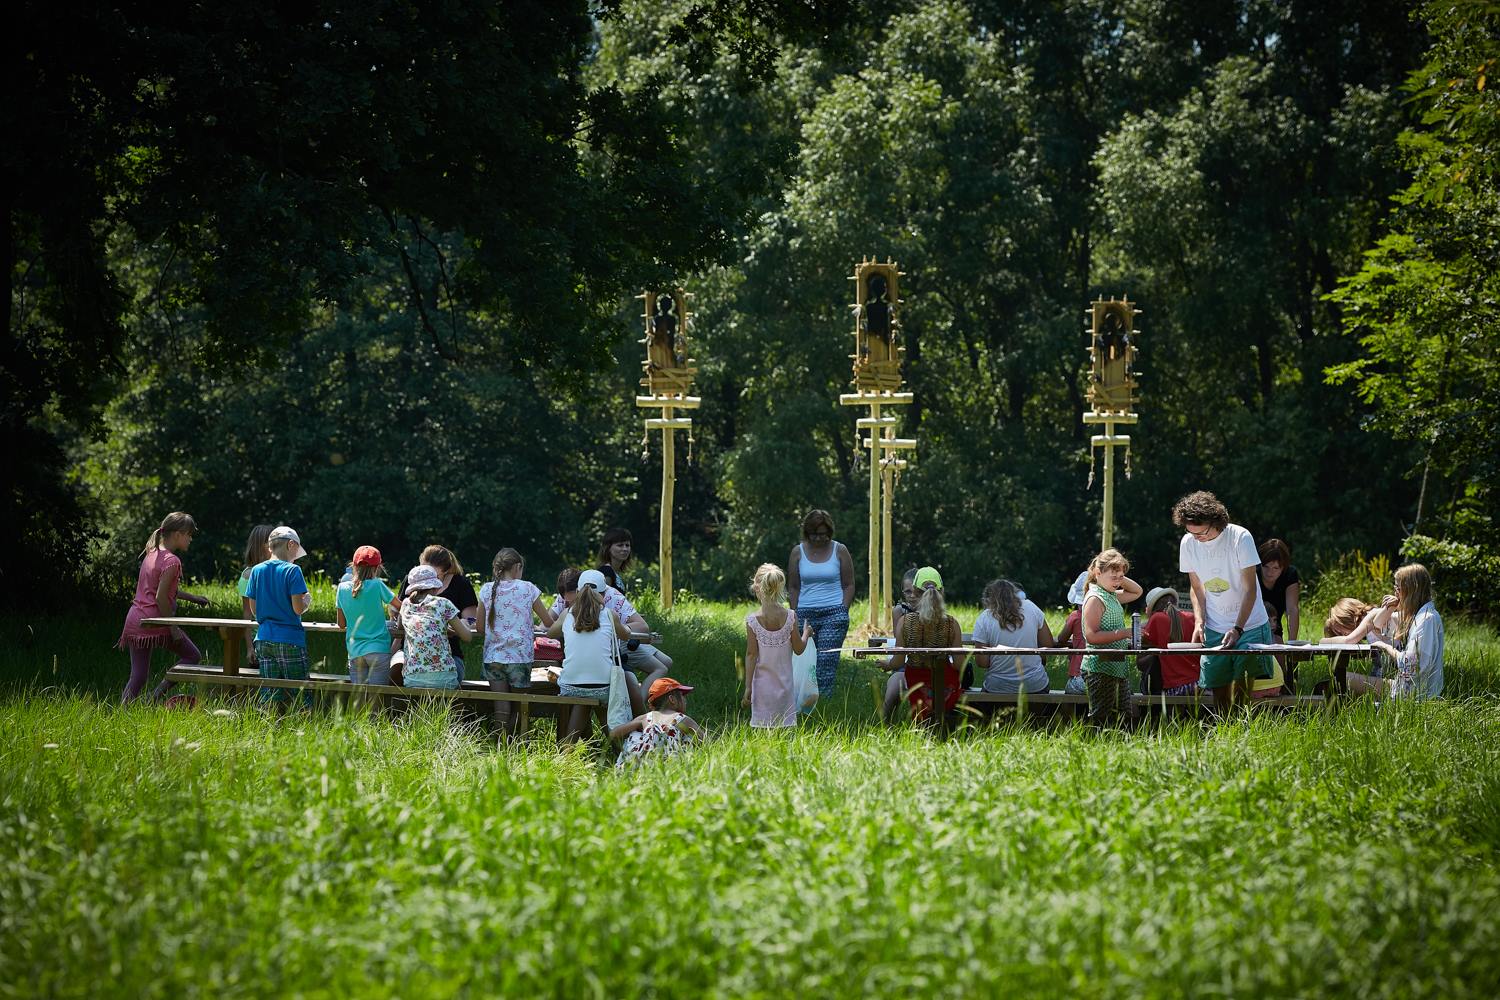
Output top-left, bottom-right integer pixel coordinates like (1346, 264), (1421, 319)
(1200, 622), (1273, 689)
(482, 661), (532, 689)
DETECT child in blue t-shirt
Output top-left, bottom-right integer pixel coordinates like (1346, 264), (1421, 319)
(246, 525), (312, 708)
(335, 545), (396, 686)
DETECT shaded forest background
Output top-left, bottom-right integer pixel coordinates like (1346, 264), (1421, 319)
(9, 0), (1497, 610)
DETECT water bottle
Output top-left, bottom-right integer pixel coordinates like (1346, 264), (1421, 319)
(1131, 612), (1142, 649)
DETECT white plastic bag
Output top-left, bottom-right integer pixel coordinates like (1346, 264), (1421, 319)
(791, 638), (819, 714)
(607, 666), (633, 729)
(607, 626), (633, 729)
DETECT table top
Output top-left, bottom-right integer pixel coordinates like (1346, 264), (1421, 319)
(145, 617), (658, 642)
(145, 616), (346, 633)
(851, 642), (1375, 657)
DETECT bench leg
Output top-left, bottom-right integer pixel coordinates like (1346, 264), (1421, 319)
(219, 628), (242, 676)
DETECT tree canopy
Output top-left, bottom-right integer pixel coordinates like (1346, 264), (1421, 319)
(10, 0), (1494, 613)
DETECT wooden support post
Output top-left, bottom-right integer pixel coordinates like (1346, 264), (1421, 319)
(867, 401), (882, 630)
(660, 405), (675, 610)
(1102, 418), (1115, 550)
(880, 443), (895, 633)
(219, 626), (242, 676)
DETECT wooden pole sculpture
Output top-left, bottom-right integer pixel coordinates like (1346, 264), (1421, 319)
(635, 288), (698, 610)
(839, 258), (916, 632)
(1082, 297), (1141, 550)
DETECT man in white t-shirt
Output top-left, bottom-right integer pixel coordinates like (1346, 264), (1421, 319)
(1173, 490), (1274, 710)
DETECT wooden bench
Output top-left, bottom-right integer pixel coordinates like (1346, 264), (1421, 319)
(958, 688), (1326, 720)
(164, 664), (607, 738)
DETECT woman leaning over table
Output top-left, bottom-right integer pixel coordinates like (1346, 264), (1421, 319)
(394, 544), (478, 685)
(787, 509), (855, 700)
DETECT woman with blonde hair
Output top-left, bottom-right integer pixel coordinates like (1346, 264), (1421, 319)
(1080, 549), (1143, 723)
(881, 567), (963, 728)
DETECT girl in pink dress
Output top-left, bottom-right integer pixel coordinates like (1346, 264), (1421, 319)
(115, 512), (210, 703)
(743, 563), (813, 729)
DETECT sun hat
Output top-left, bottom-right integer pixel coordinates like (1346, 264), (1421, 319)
(268, 525), (307, 561)
(577, 568), (610, 592)
(352, 545), (382, 568)
(1144, 586), (1178, 612)
(913, 566), (943, 591)
(405, 565), (443, 593)
(648, 677), (694, 703)
(1067, 570), (1090, 607)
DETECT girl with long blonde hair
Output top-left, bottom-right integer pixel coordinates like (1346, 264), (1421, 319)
(743, 563), (813, 728)
(1368, 564), (1444, 699)
(882, 567), (963, 727)
(546, 569), (633, 743)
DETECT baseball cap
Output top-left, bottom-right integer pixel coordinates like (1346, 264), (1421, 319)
(648, 677), (694, 704)
(268, 526), (307, 561)
(405, 565), (443, 593)
(913, 566), (943, 591)
(578, 569), (609, 592)
(1144, 587), (1177, 612)
(1067, 570), (1089, 607)
(352, 545), (382, 568)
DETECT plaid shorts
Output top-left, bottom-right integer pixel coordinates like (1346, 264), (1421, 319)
(254, 640), (310, 706)
(482, 661), (532, 689)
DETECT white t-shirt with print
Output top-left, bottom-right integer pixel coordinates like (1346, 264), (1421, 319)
(479, 579), (541, 664)
(1179, 523), (1269, 634)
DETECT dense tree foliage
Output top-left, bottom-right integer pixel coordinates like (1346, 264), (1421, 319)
(1328, 0), (1500, 612)
(11, 0), (1493, 612)
(7, 0), (851, 590)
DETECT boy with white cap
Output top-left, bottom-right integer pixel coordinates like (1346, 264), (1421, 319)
(245, 525), (312, 707)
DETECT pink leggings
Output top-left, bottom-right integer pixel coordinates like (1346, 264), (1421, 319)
(123, 632), (201, 704)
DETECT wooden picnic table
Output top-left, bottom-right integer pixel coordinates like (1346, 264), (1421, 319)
(144, 616), (657, 676)
(852, 641), (1376, 725)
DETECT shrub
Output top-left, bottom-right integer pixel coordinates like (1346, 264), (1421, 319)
(1400, 534), (1500, 621)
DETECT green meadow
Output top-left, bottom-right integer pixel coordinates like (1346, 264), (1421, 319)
(2, 582), (1499, 996)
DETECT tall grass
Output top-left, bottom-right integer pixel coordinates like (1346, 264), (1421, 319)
(1, 695), (1497, 996)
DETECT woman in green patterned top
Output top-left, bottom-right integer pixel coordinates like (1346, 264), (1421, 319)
(1080, 548), (1143, 724)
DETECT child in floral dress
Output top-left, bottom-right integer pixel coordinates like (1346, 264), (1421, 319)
(612, 678), (703, 769)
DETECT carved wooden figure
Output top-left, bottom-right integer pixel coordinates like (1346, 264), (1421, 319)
(850, 259), (904, 391)
(641, 288), (696, 396)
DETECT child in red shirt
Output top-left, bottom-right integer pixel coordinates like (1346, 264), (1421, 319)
(1141, 587), (1198, 694)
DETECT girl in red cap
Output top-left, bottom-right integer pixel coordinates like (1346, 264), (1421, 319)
(611, 678), (703, 769)
(336, 545), (397, 686)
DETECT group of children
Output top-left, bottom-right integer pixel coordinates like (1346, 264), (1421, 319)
(861, 490), (1448, 726)
(119, 515), (702, 766)
(119, 490), (1448, 745)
